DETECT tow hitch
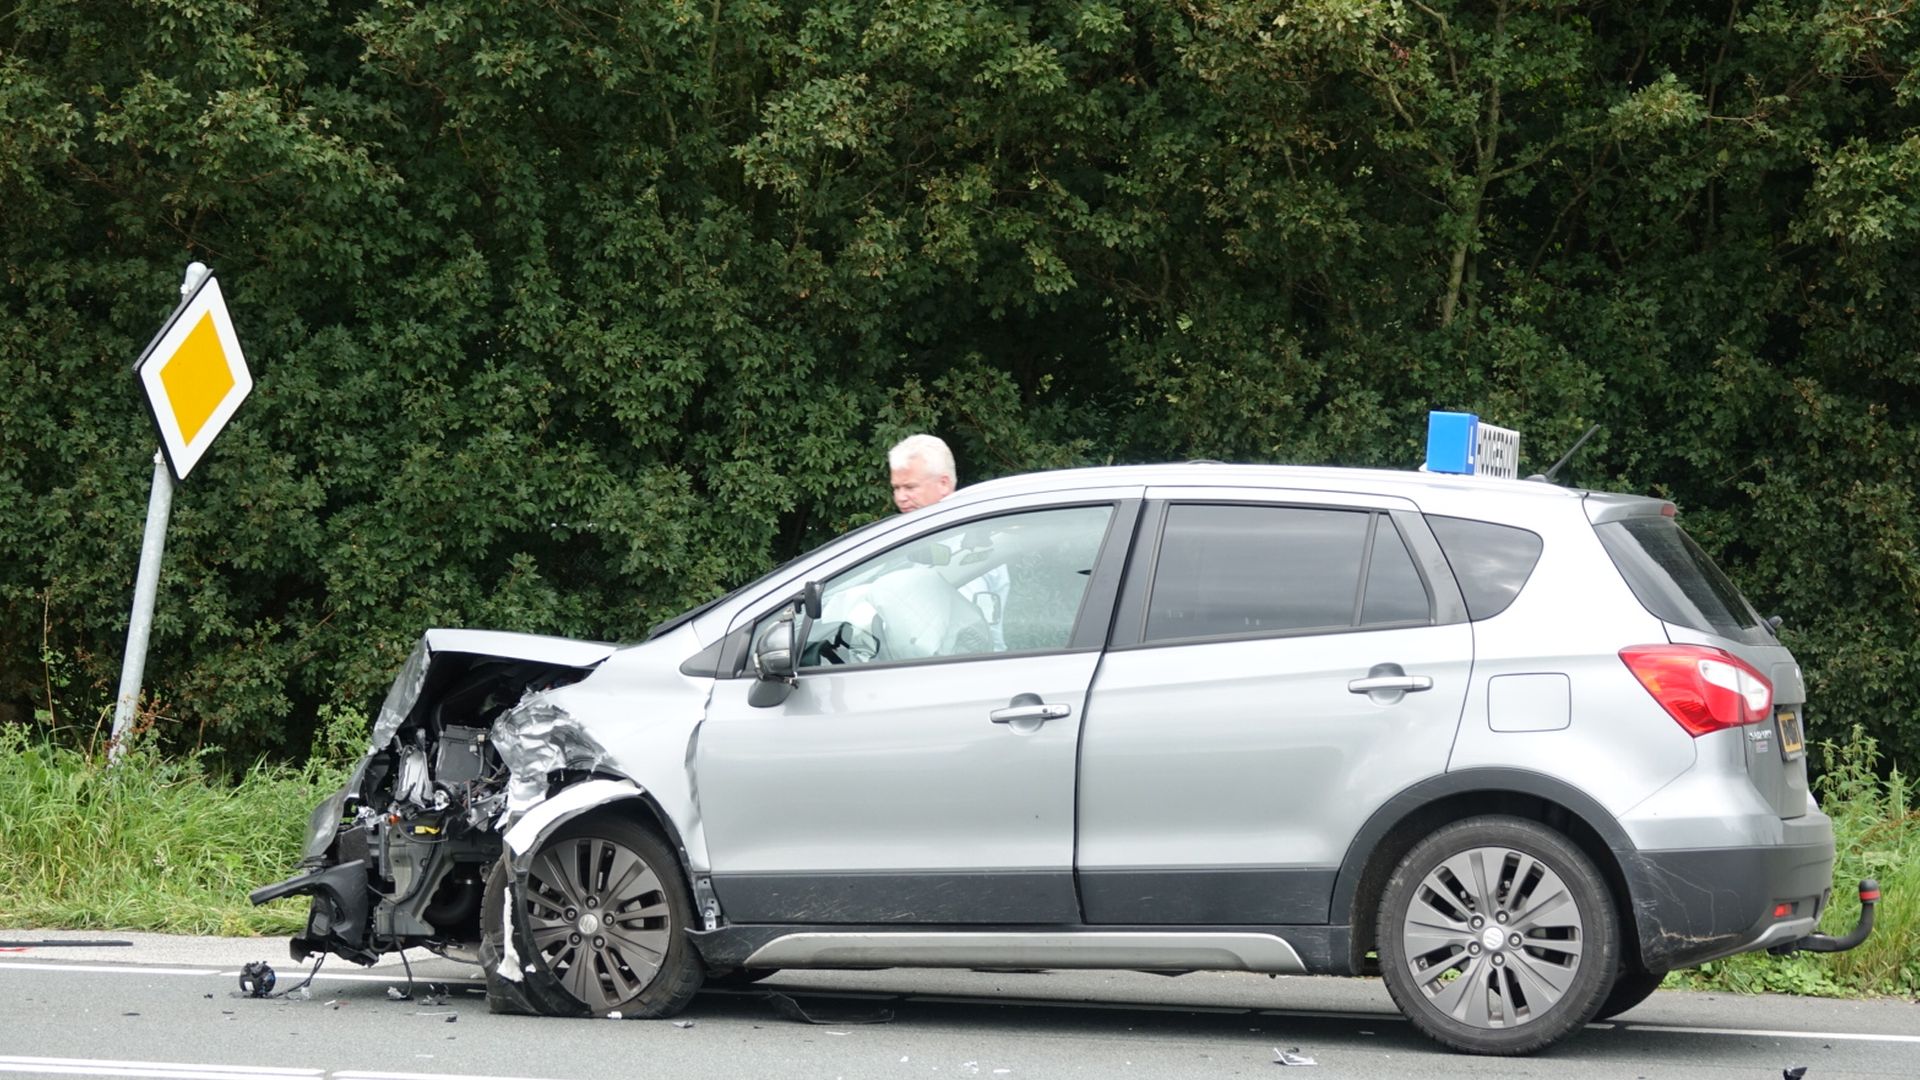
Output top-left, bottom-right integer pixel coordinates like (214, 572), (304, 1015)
(1772, 879), (1880, 955)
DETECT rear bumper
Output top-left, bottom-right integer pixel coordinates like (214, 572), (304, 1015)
(1621, 840), (1835, 970)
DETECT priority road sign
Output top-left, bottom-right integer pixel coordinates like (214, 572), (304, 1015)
(133, 272), (251, 480)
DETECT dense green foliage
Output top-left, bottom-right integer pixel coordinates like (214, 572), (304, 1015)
(3, 0), (1918, 766)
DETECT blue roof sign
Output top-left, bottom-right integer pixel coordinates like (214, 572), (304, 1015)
(1425, 411), (1521, 479)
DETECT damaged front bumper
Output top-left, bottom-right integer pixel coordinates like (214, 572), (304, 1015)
(249, 860), (376, 965)
(248, 632), (617, 967)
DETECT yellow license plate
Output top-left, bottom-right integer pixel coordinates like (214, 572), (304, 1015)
(1777, 709), (1805, 756)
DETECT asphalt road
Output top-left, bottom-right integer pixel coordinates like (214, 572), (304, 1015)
(1, 932), (1916, 1079)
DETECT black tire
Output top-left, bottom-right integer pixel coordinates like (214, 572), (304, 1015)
(1592, 969), (1666, 1021)
(1377, 815), (1619, 1055)
(704, 967), (780, 988)
(480, 815), (703, 1018)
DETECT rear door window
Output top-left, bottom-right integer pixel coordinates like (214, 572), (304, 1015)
(1594, 517), (1772, 645)
(1144, 505), (1430, 643)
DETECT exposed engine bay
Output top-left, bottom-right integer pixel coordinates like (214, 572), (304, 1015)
(251, 640), (604, 966)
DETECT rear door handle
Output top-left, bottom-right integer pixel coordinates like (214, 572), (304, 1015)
(1347, 675), (1434, 694)
(991, 693), (1072, 724)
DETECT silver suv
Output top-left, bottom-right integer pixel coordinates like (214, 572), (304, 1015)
(254, 463), (1875, 1054)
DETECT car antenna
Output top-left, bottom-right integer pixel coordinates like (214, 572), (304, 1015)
(1530, 424), (1600, 484)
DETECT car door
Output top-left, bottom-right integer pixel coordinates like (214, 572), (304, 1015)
(696, 497), (1139, 924)
(1076, 488), (1472, 925)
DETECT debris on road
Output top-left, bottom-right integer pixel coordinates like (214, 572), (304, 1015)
(1273, 1046), (1317, 1066)
(238, 962), (276, 998)
(763, 990), (894, 1025)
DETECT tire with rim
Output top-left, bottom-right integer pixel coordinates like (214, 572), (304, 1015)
(1377, 815), (1619, 1055)
(480, 814), (702, 1018)
(1592, 969), (1666, 1021)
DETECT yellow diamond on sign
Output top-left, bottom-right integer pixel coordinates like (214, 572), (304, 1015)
(157, 312), (237, 444)
(135, 273), (252, 480)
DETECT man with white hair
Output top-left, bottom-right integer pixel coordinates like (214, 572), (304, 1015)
(888, 433), (957, 513)
(884, 432), (1007, 650)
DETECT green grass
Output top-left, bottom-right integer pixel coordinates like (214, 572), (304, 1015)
(0, 723), (344, 936)
(0, 721), (1913, 998)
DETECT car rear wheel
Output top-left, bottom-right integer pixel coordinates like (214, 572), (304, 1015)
(1592, 969), (1666, 1021)
(481, 815), (702, 1017)
(1377, 815), (1618, 1055)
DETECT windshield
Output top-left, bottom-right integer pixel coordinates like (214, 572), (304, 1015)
(644, 514), (898, 640)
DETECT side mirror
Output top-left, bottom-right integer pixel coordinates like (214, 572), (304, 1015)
(752, 618), (797, 682)
(748, 593), (815, 708)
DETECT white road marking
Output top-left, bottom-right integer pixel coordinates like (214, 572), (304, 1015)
(335, 1073), (570, 1080)
(0, 961), (478, 987)
(0, 1057), (317, 1079)
(0, 1061), (568, 1080)
(213, 971), (483, 987)
(1617, 1022), (1920, 1044)
(0, 963), (219, 977)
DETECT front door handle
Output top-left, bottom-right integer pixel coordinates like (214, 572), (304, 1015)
(991, 693), (1072, 724)
(1347, 675), (1434, 694)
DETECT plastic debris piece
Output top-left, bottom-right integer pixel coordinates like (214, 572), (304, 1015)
(1273, 1047), (1317, 1067)
(445, 1015), (458, 1024)
(291, 986), (311, 1001)
(672, 1020), (696, 1029)
(386, 986), (409, 1001)
(1783, 1068), (1809, 1080)
(238, 962), (276, 998)
(607, 1011), (623, 1020)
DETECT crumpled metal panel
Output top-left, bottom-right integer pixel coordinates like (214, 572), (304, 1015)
(491, 689), (616, 825)
(371, 637), (433, 749)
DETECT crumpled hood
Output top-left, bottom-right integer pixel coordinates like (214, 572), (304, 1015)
(370, 629), (619, 748)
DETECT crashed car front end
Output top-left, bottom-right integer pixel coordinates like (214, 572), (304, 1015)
(251, 630), (622, 966)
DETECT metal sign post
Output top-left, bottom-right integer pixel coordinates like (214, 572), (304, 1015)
(109, 447), (178, 754)
(109, 261), (250, 755)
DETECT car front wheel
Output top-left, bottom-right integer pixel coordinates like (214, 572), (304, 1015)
(1377, 815), (1619, 1055)
(481, 815), (702, 1018)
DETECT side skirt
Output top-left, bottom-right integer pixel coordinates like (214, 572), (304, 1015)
(688, 924), (1354, 976)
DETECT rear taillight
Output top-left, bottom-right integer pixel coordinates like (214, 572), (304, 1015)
(1620, 644), (1773, 737)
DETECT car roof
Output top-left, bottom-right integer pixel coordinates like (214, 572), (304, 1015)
(946, 462), (1586, 507)
(939, 462), (1681, 525)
